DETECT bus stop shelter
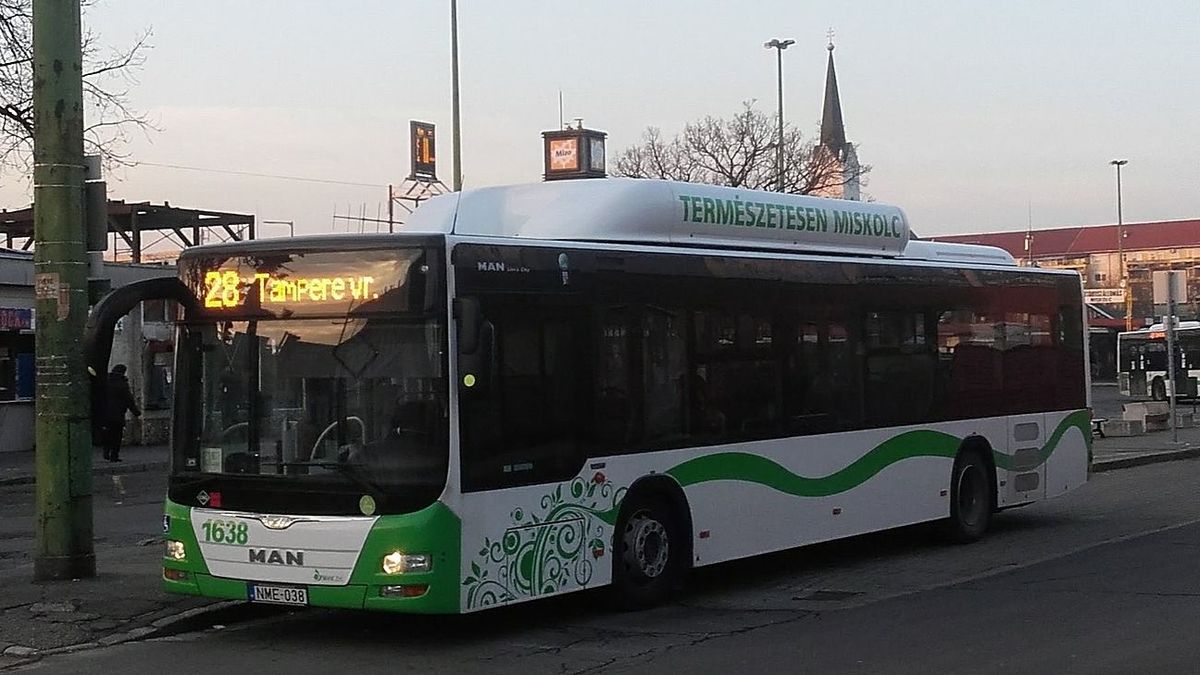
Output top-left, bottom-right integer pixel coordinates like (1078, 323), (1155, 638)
(0, 200), (255, 261)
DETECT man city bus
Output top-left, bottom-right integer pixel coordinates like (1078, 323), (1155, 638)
(89, 179), (1090, 613)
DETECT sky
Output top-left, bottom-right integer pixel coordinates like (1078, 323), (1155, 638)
(1, 0), (1197, 244)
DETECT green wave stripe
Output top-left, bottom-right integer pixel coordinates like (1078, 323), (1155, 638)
(993, 409), (1092, 471)
(665, 409), (1092, 498)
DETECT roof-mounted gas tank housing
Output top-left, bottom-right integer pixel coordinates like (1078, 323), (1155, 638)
(406, 178), (912, 256)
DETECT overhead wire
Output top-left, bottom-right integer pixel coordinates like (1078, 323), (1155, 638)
(132, 161), (386, 188)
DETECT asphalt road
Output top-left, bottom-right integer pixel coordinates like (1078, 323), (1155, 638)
(15, 454), (1200, 674)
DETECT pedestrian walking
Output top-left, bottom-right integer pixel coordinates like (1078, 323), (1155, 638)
(99, 364), (141, 462)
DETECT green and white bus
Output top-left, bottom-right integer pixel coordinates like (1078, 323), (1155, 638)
(1117, 321), (1200, 400)
(146, 179), (1090, 612)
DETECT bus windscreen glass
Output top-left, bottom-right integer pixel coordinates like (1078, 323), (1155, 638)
(171, 248), (448, 515)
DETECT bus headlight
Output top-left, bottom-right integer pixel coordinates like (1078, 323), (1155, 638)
(165, 539), (186, 561)
(381, 551), (432, 575)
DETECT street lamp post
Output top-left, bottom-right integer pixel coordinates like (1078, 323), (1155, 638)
(450, 0), (462, 192)
(1111, 159), (1129, 330)
(764, 38), (794, 192)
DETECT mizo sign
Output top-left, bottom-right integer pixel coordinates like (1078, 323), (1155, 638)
(1083, 288), (1127, 304)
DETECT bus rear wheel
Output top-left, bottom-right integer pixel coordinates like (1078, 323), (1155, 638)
(611, 492), (685, 609)
(941, 450), (993, 544)
(1152, 378), (1167, 401)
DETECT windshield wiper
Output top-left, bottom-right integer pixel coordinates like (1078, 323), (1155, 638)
(282, 460), (385, 503)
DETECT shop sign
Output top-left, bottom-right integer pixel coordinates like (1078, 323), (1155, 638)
(0, 307), (33, 331)
(1083, 288), (1126, 304)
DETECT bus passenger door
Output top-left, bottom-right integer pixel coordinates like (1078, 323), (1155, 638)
(1004, 413), (1046, 503)
(1128, 347), (1147, 397)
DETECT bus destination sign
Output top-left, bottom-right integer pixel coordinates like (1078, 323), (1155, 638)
(182, 248), (430, 317)
(203, 270), (378, 310)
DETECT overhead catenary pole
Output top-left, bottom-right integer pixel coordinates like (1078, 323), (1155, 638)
(32, 0), (96, 580)
(450, 0), (462, 191)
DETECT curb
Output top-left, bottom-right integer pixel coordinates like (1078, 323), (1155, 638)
(0, 460), (168, 488)
(0, 600), (238, 669)
(1092, 446), (1200, 473)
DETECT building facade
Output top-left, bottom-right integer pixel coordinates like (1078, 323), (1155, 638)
(0, 250), (176, 452)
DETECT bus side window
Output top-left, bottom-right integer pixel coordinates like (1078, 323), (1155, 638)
(641, 307), (687, 446)
(864, 310), (935, 426)
(595, 306), (634, 446)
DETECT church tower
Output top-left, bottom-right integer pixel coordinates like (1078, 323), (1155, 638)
(812, 37), (860, 201)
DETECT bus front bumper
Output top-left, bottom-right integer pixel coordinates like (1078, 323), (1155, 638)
(162, 499), (463, 614)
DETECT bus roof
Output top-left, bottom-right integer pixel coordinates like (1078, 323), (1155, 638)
(405, 179), (1016, 265)
(1121, 320), (1200, 337)
(406, 179), (923, 258)
(178, 179), (1019, 268)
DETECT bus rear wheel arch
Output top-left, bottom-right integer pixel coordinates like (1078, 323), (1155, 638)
(610, 478), (692, 609)
(941, 439), (996, 544)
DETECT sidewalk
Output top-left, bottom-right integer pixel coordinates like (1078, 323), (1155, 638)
(1091, 422), (1200, 472)
(0, 442), (234, 670)
(0, 444), (170, 487)
(0, 539), (237, 669)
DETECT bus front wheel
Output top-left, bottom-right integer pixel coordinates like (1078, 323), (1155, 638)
(611, 492), (686, 609)
(941, 449), (994, 544)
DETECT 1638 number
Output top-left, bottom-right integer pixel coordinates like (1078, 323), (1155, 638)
(201, 519), (249, 545)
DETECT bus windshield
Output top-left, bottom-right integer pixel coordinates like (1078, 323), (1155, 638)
(171, 247), (448, 514)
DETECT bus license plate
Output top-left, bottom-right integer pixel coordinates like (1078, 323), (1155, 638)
(247, 584), (308, 606)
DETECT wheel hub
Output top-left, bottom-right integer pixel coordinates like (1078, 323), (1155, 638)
(622, 514), (669, 579)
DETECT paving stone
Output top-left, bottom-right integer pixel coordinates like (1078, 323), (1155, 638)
(90, 619), (122, 632)
(98, 633), (130, 647)
(0, 654), (37, 668)
(43, 611), (102, 623)
(28, 601), (79, 614)
(37, 642), (100, 656)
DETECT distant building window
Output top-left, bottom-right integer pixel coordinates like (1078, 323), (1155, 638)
(141, 299), (177, 324)
(1094, 272), (1108, 283)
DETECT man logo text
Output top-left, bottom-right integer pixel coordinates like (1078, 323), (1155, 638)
(248, 548), (305, 566)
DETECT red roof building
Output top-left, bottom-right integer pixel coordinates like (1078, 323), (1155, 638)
(930, 218), (1200, 262)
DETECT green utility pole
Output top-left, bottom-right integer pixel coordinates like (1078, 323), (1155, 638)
(33, 0), (95, 581)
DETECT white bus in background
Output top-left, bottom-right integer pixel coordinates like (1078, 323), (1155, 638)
(144, 178), (1091, 613)
(1118, 321), (1200, 400)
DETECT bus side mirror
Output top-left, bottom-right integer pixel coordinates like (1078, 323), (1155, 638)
(460, 321), (494, 396)
(455, 297), (494, 395)
(455, 297), (481, 355)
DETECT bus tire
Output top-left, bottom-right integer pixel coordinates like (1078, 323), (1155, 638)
(611, 491), (686, 610)
(940, 449), (993, 544)
(1151, 378), (1167, 401)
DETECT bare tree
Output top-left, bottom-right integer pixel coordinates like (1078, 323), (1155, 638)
(614, 101), (869, 196)
(0, 0), (152, 175)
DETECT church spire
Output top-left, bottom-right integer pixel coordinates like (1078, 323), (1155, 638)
(819, 35), (847, 153)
